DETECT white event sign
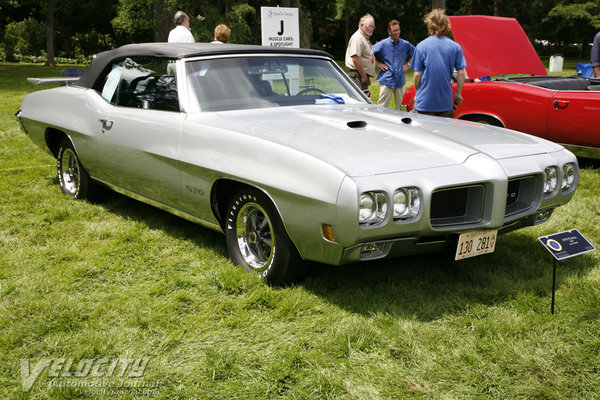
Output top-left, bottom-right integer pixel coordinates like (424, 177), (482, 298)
(261, 7), (299, 48)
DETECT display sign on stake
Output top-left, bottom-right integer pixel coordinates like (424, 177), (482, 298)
(261, 7), (299, 48)
(538, 229), (596, 314)
(538, 229), (595, 260)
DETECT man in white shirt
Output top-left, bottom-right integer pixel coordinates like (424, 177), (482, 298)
(168, 11), (194, 43)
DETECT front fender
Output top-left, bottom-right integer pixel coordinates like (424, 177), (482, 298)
(179, 117), (349, 263)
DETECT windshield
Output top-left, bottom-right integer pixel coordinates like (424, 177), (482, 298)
(185, 56), (367, 112)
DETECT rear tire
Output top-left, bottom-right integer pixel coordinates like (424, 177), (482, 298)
(56, 139), (98, 200)
(225, 188), (304, 285)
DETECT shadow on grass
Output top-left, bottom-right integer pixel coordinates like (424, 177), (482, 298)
(92, 188), (229, 259)
(300, 231), (596, 321)
(54, 178), (596, 321)
(578, 157), (600, 170)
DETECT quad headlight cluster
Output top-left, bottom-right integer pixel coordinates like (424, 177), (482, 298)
(393, 188), (421, 220)
(359, 192), (387, 226)
(561, 163), (576, 190)
(359, 188), (421, 227)
(544, 162), (577, 195)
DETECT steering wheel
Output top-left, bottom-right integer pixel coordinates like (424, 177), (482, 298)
(297, 87), (325, 96)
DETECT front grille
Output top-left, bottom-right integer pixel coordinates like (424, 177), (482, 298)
(431, 188), (468, 219)
(431, 185), (484, 227)
(505, 176), (538, 217)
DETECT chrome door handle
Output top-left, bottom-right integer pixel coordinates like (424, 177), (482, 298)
(99, 119), (114, 133)
(553, 100), (569, 111)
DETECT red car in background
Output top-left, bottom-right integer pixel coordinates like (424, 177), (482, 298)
(402, 15), (600, 159)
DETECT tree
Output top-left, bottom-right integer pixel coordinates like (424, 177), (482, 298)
(432, 0), (445, 9)
(541, 1), (600, 57)
(494, 0), (502, 15)
(1, 0), (45, 61)
(223, 3), (257, 44)
(45, 0), (54, 66)
(4, 0), (599, 63)
(112, 0), (156, 43)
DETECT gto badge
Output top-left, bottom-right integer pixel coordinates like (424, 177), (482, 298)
(185, 185), (204, 196)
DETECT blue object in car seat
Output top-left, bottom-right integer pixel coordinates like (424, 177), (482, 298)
(61, 67), (85, 77)
(576, 62), (593, 78)
(315, 94), (345, 104)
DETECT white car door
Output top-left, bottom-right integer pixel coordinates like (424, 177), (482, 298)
(81, 56), (186, 208)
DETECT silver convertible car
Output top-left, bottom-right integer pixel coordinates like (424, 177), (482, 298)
(17, 43), (579, 284)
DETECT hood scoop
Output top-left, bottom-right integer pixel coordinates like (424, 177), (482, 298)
(347, 120), (367, 129)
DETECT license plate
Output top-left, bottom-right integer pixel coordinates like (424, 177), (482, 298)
(455, 230), (497, 260)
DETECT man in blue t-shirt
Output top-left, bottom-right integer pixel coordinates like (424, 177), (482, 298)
(372, 20), (415, 110)
(410, 9), (466, 118)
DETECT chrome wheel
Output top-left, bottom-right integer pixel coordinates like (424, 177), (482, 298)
(56, 138), (98, 200)
(59, 148), (80, 196)
(235, 202), (274, 271)
(225, 188), (304, 285)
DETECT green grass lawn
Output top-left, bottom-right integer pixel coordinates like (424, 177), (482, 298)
(1, 62), (600, 399)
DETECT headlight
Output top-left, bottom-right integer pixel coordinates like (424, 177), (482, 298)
(544, 166), (558, 195)
(393, 187), (421, 221)
(561, 163), (576, 191)
(359, 192), (387, 226)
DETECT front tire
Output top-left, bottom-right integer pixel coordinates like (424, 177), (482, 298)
(225, 188), (304, 285)
(56, 139), (96, 200)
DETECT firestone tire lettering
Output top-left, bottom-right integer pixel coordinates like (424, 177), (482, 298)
(225, 188), (304, 285)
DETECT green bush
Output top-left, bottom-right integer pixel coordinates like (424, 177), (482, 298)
(0, 19), (105, 63)
(67, 31), (115, 60)
(1, 18), (46, 62)
(0, 51), (90, 64)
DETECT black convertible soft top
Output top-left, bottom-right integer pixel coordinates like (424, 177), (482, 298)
(76, 42), (332, 89)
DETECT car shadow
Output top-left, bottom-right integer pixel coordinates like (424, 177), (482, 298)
(300, 231), (596, 321)
(69, 184), (595, 322)
(96, 189), (229, 258)
(578, 157), (600, 169)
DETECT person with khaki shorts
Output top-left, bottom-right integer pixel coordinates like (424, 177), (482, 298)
(345, 14), (375, 91)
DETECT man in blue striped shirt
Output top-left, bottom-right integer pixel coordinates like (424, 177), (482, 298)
(372, 20), (415, 110)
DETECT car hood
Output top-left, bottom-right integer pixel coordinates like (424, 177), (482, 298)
(209, 105), (560, 177)
(448, 15), (547, 79)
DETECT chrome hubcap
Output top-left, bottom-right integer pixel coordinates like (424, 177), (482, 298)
(60, 148), (80, 195)
(236, 203), (274, 271)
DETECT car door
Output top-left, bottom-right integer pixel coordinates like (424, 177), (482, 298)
(547, 90), (600, 149)
(83, 56), (185, 208)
